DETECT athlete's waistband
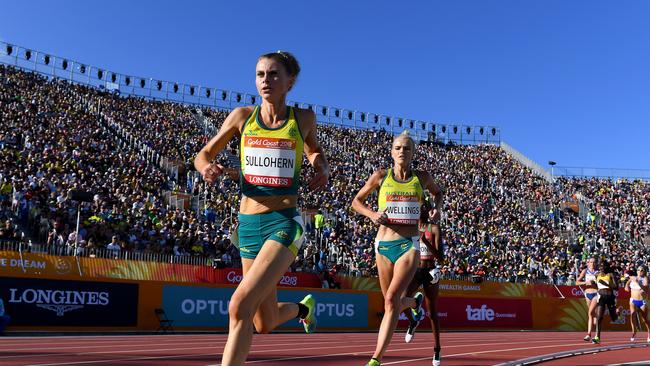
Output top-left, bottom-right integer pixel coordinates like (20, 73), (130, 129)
(375, 236), (419, 245)
(238, 207), (298, 221)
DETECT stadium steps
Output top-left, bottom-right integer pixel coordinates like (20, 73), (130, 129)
(500, 141), (552, 182)
(503, 140), (644, 250)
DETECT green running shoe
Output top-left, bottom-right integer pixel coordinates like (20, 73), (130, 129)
(413, 292), (424, 319)
(365, 358), (381, 366)
(299, 294), (317, 333)
(411, 305), (425, 321)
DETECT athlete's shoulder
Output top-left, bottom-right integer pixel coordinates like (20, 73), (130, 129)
(292, 107), (317, 139)
(293, 107), (316, 124)
(368, 169), (388, 184)
(414, 169), (435, 186)
(414, 169), (430, 180)
(375, 168), (388, 178)
(228, 106), (255, 125)
(232, 105), (256, 116)
(217, 106), (254, 134)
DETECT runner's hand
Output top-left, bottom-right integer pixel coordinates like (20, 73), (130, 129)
(201, 163), (224, 185)
(371, 210), (388, 225)
(429, 208), (440, 222)
(308, 168), (329, 192)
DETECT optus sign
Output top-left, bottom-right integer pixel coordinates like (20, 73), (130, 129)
(162, 285), (368, 329)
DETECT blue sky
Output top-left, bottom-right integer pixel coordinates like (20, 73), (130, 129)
(2, 0), (649, 171)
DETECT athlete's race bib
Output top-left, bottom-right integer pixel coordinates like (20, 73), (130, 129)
(419, 240), (433, 258)
(243, 137), (296, 187)
(384, 194), (420, 225)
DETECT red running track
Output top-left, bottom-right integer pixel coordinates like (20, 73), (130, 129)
(0, 332), (649, 366)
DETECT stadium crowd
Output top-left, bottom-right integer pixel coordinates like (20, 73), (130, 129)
(1, 64), (648, 285)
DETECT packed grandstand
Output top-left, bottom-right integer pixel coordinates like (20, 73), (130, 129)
(1, 58), (648, 287)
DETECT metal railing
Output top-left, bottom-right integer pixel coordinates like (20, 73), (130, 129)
(0, 40), (500, 144)
(1, 239), (574, 285)
(0, 240), (213, 267)
(500, 141), (553, 182)
(553, 166), (650, 181)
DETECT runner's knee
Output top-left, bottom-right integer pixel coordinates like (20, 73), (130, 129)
(384, 292), (401, 313)
(228, 292), (256, 321)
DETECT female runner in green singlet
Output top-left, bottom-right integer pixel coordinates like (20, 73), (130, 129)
(195, 51), (329, 366)
(352, 131), (442, 366)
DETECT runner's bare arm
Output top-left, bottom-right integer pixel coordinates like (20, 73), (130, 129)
(418, 171), (444, 222)
(352, 170), (388, 225)
(576, 269), (587, 286)
(299, 108), (329, 191)
(194, 107), (250, 185)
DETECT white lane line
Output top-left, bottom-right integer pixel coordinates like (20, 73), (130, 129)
(21, 337), (587, 366)
(26, 352), (219, 366)
(24, 342), (379, 366)
(0, 333), (321, 343)
(0, 336), (369, 355)
(0, 340), (221, 354)
(4, 338), (374, 361)
(208, 339), (593, 365)
(0, 333), (376, 349)
(608, 360), (650, 366)
(382, 341), (632, 365)
(10, 333), (626, 366)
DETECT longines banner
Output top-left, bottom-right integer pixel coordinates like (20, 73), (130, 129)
(0, 277), (139, 326)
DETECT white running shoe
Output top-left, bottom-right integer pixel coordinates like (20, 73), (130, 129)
(432, 349), (441, 366)
(630, 337), (635, 342)
(405, 293), (425, 343)
(583, 335), (591, 342)
(404, 314), (421, 343)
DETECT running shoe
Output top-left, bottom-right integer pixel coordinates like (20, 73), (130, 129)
(433, 349), (441, 366)
(413, 292), (425, 318)
(592, 336), (600, 344)
(647, 336), (650, 343)
(630, 337), (635, 342)
(404, 310), (423, 343)
(365, 358), (380, 366)
(298, 294), (317, 334)
(405, 294), (425, 343)
(411, 304), (425, 321)
(583, 335), (591, 342)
